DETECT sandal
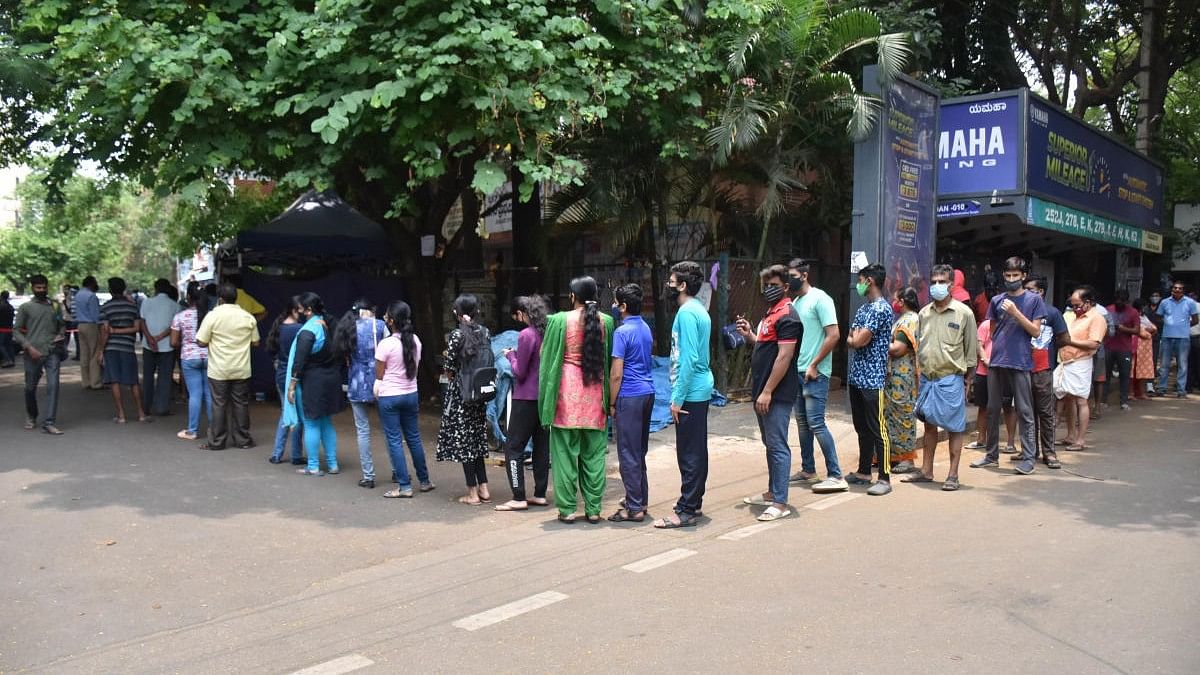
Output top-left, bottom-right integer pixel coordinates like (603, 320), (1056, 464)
(653, 513), (698, 529)
(742, 494), (772, 506)
(112, 417), (126, 424)
(557, 513), (577, 524)
(457, 495), (482, 505)
(494, 501), (528, 511)
(296, 468), (324, 476)
(757, 505), (792, 522)
(901, 474), (934, 483)
(1053, 439), (1070, 446)
(585, 514), (602, 524)
(419, 482), (437, 492)
(942, 476), (961, 491)
(177, 430), (197, 440)
(607, 509), (645, 523)
(1064, 444), (1090, 452)
(528, 497), (549, 506)
(383, 488), (413, 498)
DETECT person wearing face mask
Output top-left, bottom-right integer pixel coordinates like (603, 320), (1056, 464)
(1020, 275), (1068, 469)
(736, 265), (802, 521)
(284, 292), (341, 473)
(969, 256), (1045, 476)
(1054, 287), (1107, 451)
(264, 297), (305, 462)
(903, 264), (977, 489)
(336, 299), (388, 488)
(1102, 289), (1140, 410)
(884, 286), (921, 475)
(13, 274), (67, 434)
(606, 285), (655, 522)
(1153, 281), (1199, 397)
(787, 258), (846, 494)
(845, 263), (895, 495)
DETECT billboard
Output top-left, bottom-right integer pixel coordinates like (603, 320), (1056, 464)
(881, 77), (939, 301)
(937, 95), (1021, 196)
(1026, 98), (1164, 231)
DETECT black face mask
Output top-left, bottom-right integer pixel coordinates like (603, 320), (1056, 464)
(788, 276), (804, 293)
(664, 283), (682, 301)
(762, 285), (785, 304)
(1004, 279), (1023, 292)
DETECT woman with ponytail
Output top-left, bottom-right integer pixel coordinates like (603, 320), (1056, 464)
(286, 292), (342, 476)
(264, 296), (305, 463)
(494, 295), (551, 512)
(375, 300), (435, 498)
(435, 294), (492, 505)
(336, 299), (388, 489)
(538, 276), (614, 523)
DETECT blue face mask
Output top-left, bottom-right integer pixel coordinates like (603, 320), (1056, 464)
(929, 283), (950, 301)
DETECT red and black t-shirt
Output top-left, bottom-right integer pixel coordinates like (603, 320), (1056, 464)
(751, 298), (802, 403)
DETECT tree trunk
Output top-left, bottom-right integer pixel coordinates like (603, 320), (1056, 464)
(1135, 0), (1157, 154)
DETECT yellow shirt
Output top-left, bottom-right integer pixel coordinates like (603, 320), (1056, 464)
(235, 289), (266, 317)
(1061, 307), (1107, 363)
(917, 299), (979, 379)
(196, 303), (261, 380)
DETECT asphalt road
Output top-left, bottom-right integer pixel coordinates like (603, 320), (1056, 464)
(2, 362), (1197, 674)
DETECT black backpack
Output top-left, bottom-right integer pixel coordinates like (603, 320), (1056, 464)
(457, 329), (496, 404)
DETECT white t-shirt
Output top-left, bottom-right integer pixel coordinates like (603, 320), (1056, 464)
(374, 333), (422, 397)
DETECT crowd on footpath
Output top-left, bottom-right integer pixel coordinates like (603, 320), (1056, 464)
(5, 256), (1199, 526)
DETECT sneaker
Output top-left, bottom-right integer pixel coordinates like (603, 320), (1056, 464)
(812, 477), (849, 494)
(866, 481), (893, 496)
(970, 457), (998, 468)
(1120, 403), (1131, 411)
(1014, 460), (1036, 475)
(964, 441), (985, 450)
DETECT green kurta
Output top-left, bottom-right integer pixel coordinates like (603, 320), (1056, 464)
(538, 309), (614, 516)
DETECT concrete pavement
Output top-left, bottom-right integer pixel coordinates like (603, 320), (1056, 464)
(2, 361), (1197, 673)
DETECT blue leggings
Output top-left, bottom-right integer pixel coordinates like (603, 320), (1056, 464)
(302, 415), (338, 472)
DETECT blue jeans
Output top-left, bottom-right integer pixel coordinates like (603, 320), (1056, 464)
(793, 375), (842, 478)
(302, 415), (338, 472)
(378, 393), (430, 488)
(1158, 337), (1190, 395)
(181, 359), (213, 436)
(351, 401), (375, 480)
(756, 398), (793, 504)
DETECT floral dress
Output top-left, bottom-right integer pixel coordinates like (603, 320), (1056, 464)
(885, 310), (920, 464)
(435, 326), (490, 463)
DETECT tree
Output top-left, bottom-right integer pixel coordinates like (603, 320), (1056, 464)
(4, 0), (736, 385)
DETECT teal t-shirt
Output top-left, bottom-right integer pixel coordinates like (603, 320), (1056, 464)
(670, 298), (714, 404)
(793, 287), (838, 378)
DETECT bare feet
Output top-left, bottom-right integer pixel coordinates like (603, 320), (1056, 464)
(494, 500), (528, 512)
(477, 485), (491, 503)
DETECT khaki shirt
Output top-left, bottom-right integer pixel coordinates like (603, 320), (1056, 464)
(196, 303), (260, 381)
(917, 299), (978, 379)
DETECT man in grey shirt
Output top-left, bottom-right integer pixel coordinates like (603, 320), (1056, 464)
(13, 274), (67, 434)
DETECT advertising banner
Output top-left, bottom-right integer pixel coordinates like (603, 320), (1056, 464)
(937, 95), (1021, 197)
(881, 78), (939, 300)
(1027, 197), (1162, 253)
(1026, 99), (1163, 231)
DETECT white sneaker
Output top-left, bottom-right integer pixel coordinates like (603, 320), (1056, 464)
(812, 477), (849, 494)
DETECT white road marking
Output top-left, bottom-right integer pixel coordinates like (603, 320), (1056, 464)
(717, 522), (782, 541)
(289, 654), (374, 675)
(621, 548), (698, 573)
(803, 492), (862, 511)
(452, 591), (569, 631)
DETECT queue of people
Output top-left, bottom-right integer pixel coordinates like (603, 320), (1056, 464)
(8, 261), (1198, 529)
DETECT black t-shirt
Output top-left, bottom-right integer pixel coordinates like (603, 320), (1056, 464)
(750, 299), (802, 403)
(0, 301), (13, 329)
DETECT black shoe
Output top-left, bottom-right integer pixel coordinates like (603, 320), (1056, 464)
(291, 458), (306, 465)
(238, 441), (256, 449)
(358, 479), (375, 489)
(268, 456), (285, 464)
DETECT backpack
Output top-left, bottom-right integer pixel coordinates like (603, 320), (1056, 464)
(457, 328), (496, 404)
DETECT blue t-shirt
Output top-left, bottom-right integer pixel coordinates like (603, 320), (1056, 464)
(987, 291), (1047, 370)
(1157, 296), (1199, 339)
(612, 315), (654, 398)
(848, 297), (892, 390)
(347, 318), (387, 402)
(670, 298), (714, 404)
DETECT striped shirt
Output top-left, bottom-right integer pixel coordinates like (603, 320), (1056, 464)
(100, 298), (140, 353)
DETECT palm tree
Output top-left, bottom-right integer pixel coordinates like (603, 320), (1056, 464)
(708, 0), (911, 261)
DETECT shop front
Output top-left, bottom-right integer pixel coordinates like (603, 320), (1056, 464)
(935, 90), (1164, 304)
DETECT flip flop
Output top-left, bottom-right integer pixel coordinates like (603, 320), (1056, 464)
(1065, 444), (1091, 451)
(457, 495), (482, 505)
(742, 495), (772, 506)
(901, 474), (934, 483)
(942, 476), (961, 491)
(1053, 440), (1070, 446)
(653, 514), (698, 529)
(112, 417), (126, 424)
(585, 514), (602, 524)
(557, 513), (577, 524)
(383, 488), (413, 498)
(757, 505), (792, 522)
(494, 501), (528, 511)
(528, 498), (549, 506)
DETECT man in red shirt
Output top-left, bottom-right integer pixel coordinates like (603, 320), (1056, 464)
(1104, 289), (1141, 410)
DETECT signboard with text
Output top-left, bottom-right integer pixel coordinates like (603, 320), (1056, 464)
(881, 77), (939, 300)
(937, 95), (1021, 196)
(1026, 99), (1163, 231)
(1027, 197), (1162, 253)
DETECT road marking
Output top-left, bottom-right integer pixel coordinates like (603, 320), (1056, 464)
(717, 522), (781, 541)
(803, 492), (862, 511)
(289, 654), (374, 675)
(622, 548), (698, 573)
(453, 591), (568, 631)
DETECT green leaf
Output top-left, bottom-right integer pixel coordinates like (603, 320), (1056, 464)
(471, 160), (507, 196)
